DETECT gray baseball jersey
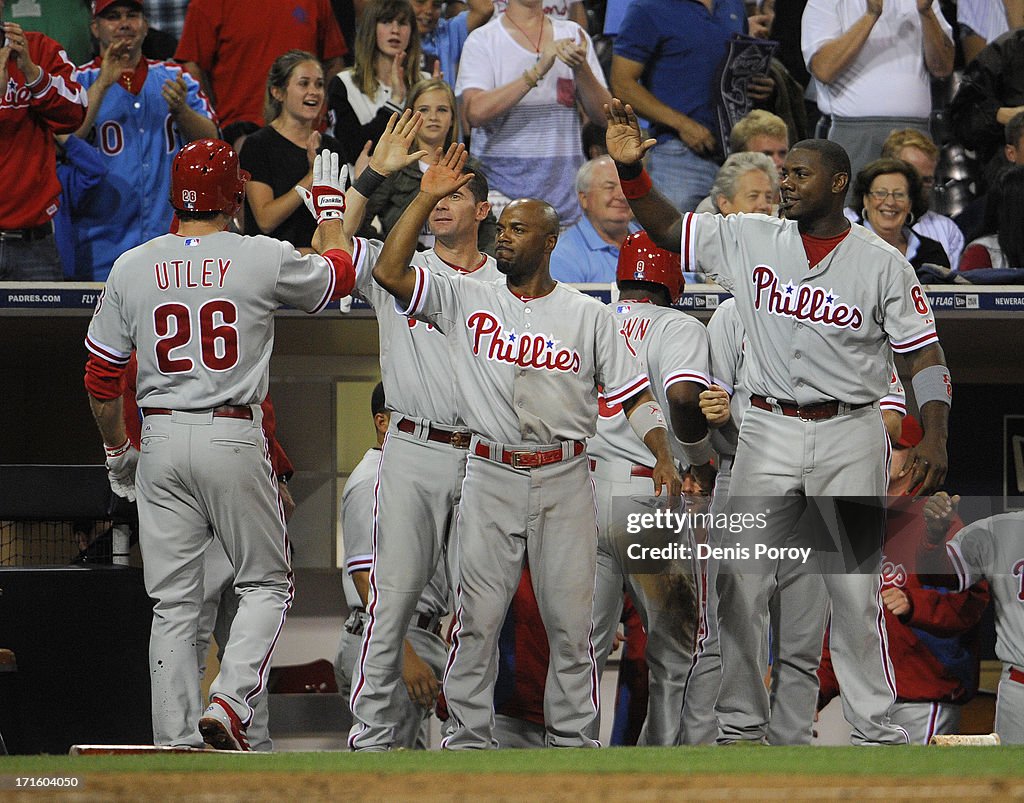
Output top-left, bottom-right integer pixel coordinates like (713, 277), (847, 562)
(87, 232), (342, 408)
(705, 298), (907, 457)
(406, 272), (648, 444)
(351, 238), (502, 425)
(945, 513), (1024, 670)
(680, 213), (938, 404)
(85, 230), (345, 749)
(588, 300), (711, 467)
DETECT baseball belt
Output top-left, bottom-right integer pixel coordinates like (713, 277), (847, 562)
(590, 458), (654, 479)
(142, 404), (254, 420)
(749, 394), (871, 422)
(1010, 667), (1024, 685)
(0, 221), (52, 241)
(396, 417), (471, 449)
(474, 439), (585, 470)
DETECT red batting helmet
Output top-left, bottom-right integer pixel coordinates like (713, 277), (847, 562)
(170, 139), (250, 217)
(616, 231), (685, 303)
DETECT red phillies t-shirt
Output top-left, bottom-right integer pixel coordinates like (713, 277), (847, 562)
(801, 227), (851, 269)
(175, 0), (347, 127)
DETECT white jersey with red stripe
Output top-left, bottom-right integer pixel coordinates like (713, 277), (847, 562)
(405, 271), (648, 445)
(945, 512), (1024, 669)
(706, 297), (907, 459)
(352, 238), (501, 426)
(680, 212), (937, 406)
(86, 231), (345, 409)
(588, 300), (711, 467)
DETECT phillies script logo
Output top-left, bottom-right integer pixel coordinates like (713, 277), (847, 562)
(467, 311), (581, 373)
(881, 560), (907, 588)
(751, 265), (863, 329)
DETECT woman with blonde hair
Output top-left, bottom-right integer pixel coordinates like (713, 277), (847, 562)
(359, 78), (496, 251)
(328, 0), (428, 165)
(239, 50), (343, 252)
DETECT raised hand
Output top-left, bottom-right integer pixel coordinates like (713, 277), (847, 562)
(420, 141), (473, 199)
(369, 110), (428, 176)
(98, 38), (132, 89)
(389, 50), (408, 107)
(555, 32), (587, 71)
(162, 74), (189, 115)
(306, 130), (322, 169)
(309, 150), (348, 224)
(604, 99), (657, 165)
(1, 21), (41, 84)
(867, 0), (884, 17)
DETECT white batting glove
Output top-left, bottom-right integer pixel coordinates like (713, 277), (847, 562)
(294, 156), (350, 224)
(105, 440), (140, 503)
(311, 151), (349, 224)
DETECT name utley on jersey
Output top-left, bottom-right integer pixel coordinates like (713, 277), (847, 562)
(405, 268), (649, 445)
(86, 232), (341, 408)
(351, 238), (502, 426)
(589, 301), (711, 468)
(680, 213), (939, 406)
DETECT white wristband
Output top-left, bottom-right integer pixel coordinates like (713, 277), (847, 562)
(628, 400), (667, 443)
(680, 432), (715, 467)
(911, 364), (952, 408)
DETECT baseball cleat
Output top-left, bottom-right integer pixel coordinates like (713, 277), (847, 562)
(199, 697), (251, 751)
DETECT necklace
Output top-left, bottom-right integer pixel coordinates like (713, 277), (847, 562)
(504, 13), (545, 60)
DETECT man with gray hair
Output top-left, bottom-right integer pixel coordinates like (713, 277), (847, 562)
(550, 155), (638, 283)
(696, 151), (778, 217)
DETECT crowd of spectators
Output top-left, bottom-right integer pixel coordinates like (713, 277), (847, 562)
(2, 0), (1024, 282)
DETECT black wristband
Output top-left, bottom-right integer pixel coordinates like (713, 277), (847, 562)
(615, 160), (643, 181)
(353, 165), (387, 197)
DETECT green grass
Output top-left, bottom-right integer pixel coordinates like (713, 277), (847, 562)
(1, 746), (1023, 777)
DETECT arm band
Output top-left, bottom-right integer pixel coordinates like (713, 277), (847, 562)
(619, 168), (652, 200)
(104, 438), (131, 458)
(680, 432), (715, 467)
(911, 364), (952, 408)
(615, 160), (643, 181)
(352, 165), (387, 198)
(628, 400), (667, 442)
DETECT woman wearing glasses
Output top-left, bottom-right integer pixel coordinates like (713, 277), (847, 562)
(851, 158), (950, 277)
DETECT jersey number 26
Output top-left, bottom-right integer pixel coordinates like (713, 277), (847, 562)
(155, 300), (239, 374)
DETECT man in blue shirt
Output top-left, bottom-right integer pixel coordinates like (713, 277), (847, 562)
(73, 0), (217, 281)
(550, 156), (639, 283)
(611, 0), (747, 212)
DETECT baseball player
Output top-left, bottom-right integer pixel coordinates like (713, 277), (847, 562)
(336, 112), (504, 752)
(917, 495), (1023, 744)
(605, 98), (951, 745)
(335, 383), (449, 749)
(588, 231), (710, 746)
(686, 298), (908, 745)
(366, 142), (682, 749)
(84, 139), (354, 750)
(74, 0), (217, 281)
(120, 352), (296, 750)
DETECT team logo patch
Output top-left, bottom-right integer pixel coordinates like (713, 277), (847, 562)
(184, 238), (200, 247)
(466, 311), (581, 373)
(751, 265), (863, 330)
